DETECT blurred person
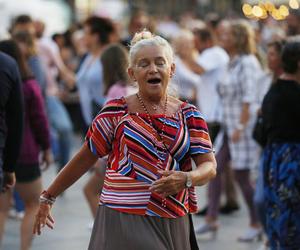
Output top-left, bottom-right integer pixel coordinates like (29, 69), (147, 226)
(0, 52), (23, 245)
(71, 29), (88, 65)
(12, 30), (47, 95)
(204, 12), (222, 41)
(286, 9), (300, 36)
(259, 37), (300, 249)
(197, 20), (262, 242)
(9, 15), (35, 37)
(33, 30), (216, 250)
(253, 39), (285, 250)
(75, 16), (117, 129)
(52, 33), (65, 51)
(10, 16), (47, 94)
(0, 40), (51, 250)
(83, 43), (130, 221)
(180, 26), (238, 215)
(171, 29), (199, 104)
(33, 19), (74, 173)
(121, 9), (150, 47)
(0, 51), (23, 233)
(10, 15), (74, 173)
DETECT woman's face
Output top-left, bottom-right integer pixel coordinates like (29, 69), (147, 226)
(267, 45), (281, 72)
(128, 45), (175, 98)
(219, 26), (235, 53)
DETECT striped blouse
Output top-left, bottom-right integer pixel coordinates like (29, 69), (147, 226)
(86, 97), (212, 218)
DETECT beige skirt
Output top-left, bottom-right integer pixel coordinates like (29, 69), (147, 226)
(88, 205), (191, 250)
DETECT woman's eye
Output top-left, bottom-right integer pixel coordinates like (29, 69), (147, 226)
(138, 62), (149, 68)
(156, 61), (165, 66)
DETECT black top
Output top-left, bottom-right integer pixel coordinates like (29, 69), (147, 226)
(0, 52), (24, 172)
(262, 78), (300, 144)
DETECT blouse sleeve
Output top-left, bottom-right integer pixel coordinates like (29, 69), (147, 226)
(85, 104), (116, 158)
(240, 55), (260, 103)
(185, 105), (213, 155)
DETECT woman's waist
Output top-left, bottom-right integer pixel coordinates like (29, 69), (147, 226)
(99, 186), (198, 218)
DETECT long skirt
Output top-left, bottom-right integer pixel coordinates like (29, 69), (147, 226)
(262, 143), (300, 250)
(88, 205), (191, 250)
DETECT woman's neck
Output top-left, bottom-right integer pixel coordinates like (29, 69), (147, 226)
(273, 68), (283, 78)
(90, 45), (103, 56)
(138, 91), (167, 105)
(227, 49), (237, 59)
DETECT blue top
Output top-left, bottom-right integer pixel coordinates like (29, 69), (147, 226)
(76, 54), (105, 125)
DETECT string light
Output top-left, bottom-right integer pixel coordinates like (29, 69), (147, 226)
(289, 0), (300, 9)
(242, 0), (299, 20)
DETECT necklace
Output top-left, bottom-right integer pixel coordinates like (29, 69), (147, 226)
(136, 93), (168, 208)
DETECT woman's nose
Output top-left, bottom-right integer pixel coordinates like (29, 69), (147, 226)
(148, 62), (158, 73)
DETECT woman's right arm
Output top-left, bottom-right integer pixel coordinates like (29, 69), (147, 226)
(33, 143), (98, 235)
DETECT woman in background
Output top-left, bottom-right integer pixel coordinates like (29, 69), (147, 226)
(261, 38), (300, 249)
(0, 40), (51, 250)
(197, 20), (262, 241)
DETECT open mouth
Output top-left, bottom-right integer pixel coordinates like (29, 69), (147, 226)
(147, 78), (161, 84)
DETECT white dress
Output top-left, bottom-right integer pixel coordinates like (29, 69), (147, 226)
(218, 54), (262, 170)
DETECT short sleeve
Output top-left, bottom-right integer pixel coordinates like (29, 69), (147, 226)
(85, 100), (122, 157)
(185, 105), (213, 155)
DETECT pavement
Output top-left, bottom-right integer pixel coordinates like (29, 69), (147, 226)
(2, 136), (263, 250)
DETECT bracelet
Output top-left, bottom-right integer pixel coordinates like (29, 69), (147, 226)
(39, 190), (56, 205)
(236, 123), (245, 131)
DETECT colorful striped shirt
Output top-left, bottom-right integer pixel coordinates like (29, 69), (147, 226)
(85, 97), (212, 218)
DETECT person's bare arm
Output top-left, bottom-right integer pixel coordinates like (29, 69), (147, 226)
(182, 57), (206, 75)
(33, 144), (98, 235)
(232, 103), (250, 143)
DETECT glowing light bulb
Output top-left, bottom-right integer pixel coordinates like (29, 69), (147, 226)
(260, 9), (268, 19)
(279, 5), (289, 16)
(265, 1), (275, 12)
(242, 4), (253, 16)
(252, 5), (264, 17)
(289, 0), (299, 9)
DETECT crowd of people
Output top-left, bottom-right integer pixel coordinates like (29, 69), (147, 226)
(0, 7), (299, 250)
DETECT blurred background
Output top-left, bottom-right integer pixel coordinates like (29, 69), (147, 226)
(0, 0), (299, 250)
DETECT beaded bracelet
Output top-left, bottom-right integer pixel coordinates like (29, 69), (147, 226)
(39, 190), (56, 205)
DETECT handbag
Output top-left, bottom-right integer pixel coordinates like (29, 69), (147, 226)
(252, 113), (267, 147)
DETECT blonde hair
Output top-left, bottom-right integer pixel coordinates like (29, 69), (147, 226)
(230, 20), (256, 55)
(129, 30), (174, 66)
(172, 29), (194, 54)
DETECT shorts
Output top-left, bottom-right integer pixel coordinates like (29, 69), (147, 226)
(15, 163), (41, 183)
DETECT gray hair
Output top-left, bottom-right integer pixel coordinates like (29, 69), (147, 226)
(129, 31), (174, 67)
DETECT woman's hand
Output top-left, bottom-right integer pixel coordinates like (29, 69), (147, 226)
(40, 149), (53, 171)
(33, 203), (55, 235)
(231, 128), (242, 143)
(149, 170), (187, 197)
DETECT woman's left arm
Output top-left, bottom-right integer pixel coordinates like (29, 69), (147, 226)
(231, 103), (250, 143)
(150, 152), (216, 197)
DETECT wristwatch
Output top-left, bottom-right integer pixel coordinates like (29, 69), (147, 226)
(185, 172), (193, 188)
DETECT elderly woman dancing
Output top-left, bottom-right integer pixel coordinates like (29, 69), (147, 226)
(33, 30), (217, 250)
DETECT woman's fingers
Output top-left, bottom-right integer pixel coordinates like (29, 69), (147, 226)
(47, 214), (55, 223)
(33, 204), (54, 235)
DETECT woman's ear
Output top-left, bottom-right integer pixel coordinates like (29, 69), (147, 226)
(127, 67), (136, 82)
(170, 63), (176, 77)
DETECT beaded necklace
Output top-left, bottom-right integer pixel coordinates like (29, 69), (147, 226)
(136, 93), (168, 207)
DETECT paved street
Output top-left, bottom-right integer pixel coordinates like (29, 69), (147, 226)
(2, 138), (262, 250)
